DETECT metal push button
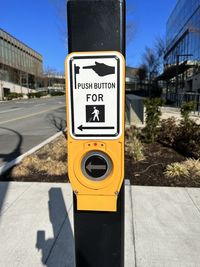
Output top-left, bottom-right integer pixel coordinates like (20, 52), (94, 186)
(81, 151), (112, 181)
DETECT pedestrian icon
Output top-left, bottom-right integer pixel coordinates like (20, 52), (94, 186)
(86, 105), (105, 123)
(92, 107), (99, 121)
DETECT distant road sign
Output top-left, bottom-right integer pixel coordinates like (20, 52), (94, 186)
(66, 52), (124, 139)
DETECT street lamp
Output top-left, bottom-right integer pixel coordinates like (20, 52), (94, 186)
(175, 53), (193, 103)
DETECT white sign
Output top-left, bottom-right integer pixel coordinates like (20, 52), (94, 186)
(66, 51), (124, 139)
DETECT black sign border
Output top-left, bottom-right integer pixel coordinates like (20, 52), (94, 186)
(69, 55), (120, 138)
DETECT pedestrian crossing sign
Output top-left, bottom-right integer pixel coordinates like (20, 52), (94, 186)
(65, 51), (125, 139)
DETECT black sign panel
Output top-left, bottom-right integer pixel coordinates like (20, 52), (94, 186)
(81, 151), (112, 181)
(86, 105), (105, 123)
(85, 155), (108, 179)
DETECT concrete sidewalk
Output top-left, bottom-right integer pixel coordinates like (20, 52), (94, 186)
(161, 106), (200, 124)
(1, 182), (200, 266)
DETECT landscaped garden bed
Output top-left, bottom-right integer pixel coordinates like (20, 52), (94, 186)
(1, 135), (68, 183)
(126, 142), (200, 187)
(1, 99), (200, 187)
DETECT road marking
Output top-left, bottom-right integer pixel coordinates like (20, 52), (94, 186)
(0, 108), (24, 114)
(34, 103), (46, 107)
(16, 101), (34, 104)
(0, 106), (65, 125)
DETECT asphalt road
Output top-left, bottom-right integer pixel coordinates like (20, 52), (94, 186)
(0, 96), (66, 167)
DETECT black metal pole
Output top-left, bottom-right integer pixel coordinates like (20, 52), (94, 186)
(175, 55), (179, 106)
(67, 1), (125, 266)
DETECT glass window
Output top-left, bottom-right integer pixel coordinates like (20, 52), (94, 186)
(165, 1), (200, 66)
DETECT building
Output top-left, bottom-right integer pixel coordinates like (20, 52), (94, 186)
(126, 66), (139, 91)
(160, 0), (200, 106)
(0, 28), (43, 100)
(43, 72), (65, 93)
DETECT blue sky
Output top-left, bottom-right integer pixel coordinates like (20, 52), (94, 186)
(0, 0), (177, 72)
(126, 0), (177, 66)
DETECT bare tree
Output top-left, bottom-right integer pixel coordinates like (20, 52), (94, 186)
(141, 37), (165, 97)
(136, 64), (148, 86)
(143, 47), (158, 83)
(142, 36), (165, 82)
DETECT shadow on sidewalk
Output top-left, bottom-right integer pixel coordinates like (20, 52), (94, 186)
(36, 188), (75, 266)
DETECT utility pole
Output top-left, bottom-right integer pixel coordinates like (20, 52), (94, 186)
(66, 0), (126, 266)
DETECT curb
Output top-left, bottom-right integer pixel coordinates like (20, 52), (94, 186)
(0, 131), (64, 176)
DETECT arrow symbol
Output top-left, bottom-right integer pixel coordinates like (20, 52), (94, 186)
(86, 162), (107, 172)
(83, 62), (115, 77)
(78, 125), (115, 131)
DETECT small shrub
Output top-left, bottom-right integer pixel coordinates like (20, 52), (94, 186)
(27, 92), (48, 98)
(125, 126), (144, 161)
(158, 117), (179, 147)
(125, 137), (144, 161)
(35, 92), (42, 98)
(27, 93), (35, 98)
(165, 159), (200, 179)
(144, 98), (163, 143)
(164, 162), (189, 178)
(175, 120), (200, 158)
(125, 125), (141, 141)
(184, 159), (200, 178)
(50, 91), (65, 96)
(7, 92), (23, 100)
(158, 117), (200, 159)
(180, 101), (196, 123)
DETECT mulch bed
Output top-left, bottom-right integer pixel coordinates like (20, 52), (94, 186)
(125, 143), (190, 187)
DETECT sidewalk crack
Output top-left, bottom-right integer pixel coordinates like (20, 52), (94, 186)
(45, 203), (73, 264)
(129, 185), (137, 267)
(0, 182), (33, 216)
(186, 189), (200, 216)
